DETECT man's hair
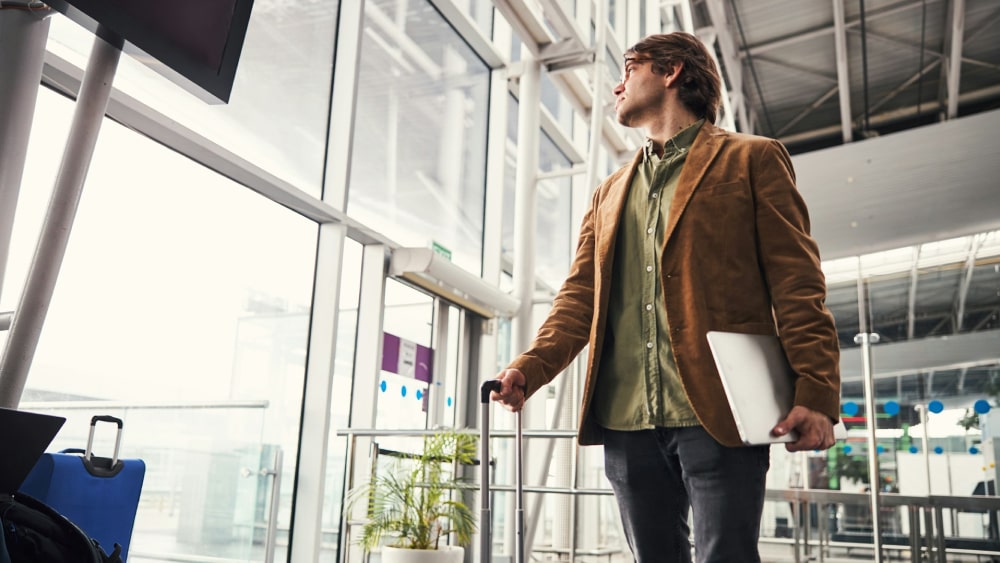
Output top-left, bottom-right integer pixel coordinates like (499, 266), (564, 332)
(626, 32), (722, 124)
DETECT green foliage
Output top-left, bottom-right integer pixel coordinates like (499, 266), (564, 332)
(958, 409), (981, 431)
(347, 430), (478, 553)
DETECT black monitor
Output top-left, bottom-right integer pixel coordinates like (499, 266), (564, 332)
(46, 0), (255, 103)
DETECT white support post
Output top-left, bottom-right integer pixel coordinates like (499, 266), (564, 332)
(832, 0), (854, 142)
(946, 0), (965, 119)
(511, 53), (542, 560)
(290, 222), (347, 563)
(0, 29), (122, 409)
(0, 5), (51, 303)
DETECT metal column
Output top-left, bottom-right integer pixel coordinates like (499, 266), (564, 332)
(510, 53), (541, 561)
(0, 29), (123, 409)
(0, 3), (51, 303)
(855, 269), (885, 562)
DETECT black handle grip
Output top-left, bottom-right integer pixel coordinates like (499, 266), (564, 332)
(90, 415), (123, 428)
(481, 380), (502, 404)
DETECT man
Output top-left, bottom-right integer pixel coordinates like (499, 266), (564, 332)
(491, 32), (841, 562)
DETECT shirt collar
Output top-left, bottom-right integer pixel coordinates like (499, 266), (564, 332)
(643, 119), (705, 162)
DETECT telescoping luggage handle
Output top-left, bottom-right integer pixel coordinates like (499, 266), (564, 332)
(480, 380), (524, 563)
(86, 415), (123, 467)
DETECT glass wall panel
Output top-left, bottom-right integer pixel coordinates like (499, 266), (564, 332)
(502, 97), (574, 289)
(9, 88), (318, 561)
(376, 280), (434, 433)
(347, 0), (491, 275)
(537, 131), (574, 289)
(44, 0), (340, 196)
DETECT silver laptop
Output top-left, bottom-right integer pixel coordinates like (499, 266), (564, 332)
(706, 331), (845, 446)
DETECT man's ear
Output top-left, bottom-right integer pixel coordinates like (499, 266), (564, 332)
(663, 63), (684, 87)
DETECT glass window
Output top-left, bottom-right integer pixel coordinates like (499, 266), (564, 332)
(502, 97), (574, 290)
(376, 280), (434, 431)
(9, 87), (318, 562)
(44, 0), (339, 197)
(347, 0), (491, 275)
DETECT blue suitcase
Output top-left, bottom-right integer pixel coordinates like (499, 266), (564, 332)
(20, 415), (145, 561)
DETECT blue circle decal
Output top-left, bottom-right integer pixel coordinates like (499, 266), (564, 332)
(843, 445), (853, 454)
(884, 401), (900, 416)
(416, 389), (423, 400)
(970, 447), (980, 455)
(876, 445), (885, 454)
(447, 397), (453, 407)
(909, 446), (918, 454)
(928, 400), (944, 414)
(975, 399), (991, 414)
(401, 386), (407, 397)
(843, 402), (859, 416)
(933, 446), (944, 455)
(380, 380), (387, 392)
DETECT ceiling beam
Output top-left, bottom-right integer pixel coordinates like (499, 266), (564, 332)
(753, 55), (838, 84)
(775, 86), (838, 137)
(832, 0), (854, 143)
(704, 0), (750, 132)
(945, 0), (966, 119)
(743, 0), (945, 57)
(780, 82), (1000, 146)
(839, 329), (1000, 382)
(865, 59), (941, 121)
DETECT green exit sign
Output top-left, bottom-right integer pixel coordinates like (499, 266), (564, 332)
(432, 241), (452, 261)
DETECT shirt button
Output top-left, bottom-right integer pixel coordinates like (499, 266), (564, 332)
(646, 342), (654, 349)
(646, 265), (653, 272)
(646, 304), (653, 311)
(647, 227), (654, 234)
(651, 193), (658, 199)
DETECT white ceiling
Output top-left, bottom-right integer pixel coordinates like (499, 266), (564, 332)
(792, 107), (1000, 261)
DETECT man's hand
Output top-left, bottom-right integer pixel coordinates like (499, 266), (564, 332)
(491, 369), (526, 412)
(773, 405), (835, 452)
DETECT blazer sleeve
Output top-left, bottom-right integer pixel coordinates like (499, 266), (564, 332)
(507, 189), (599, 399)
(751, 139), (841, 421)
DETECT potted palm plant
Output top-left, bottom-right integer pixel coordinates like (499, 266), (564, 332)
(347, 430), (478, 562)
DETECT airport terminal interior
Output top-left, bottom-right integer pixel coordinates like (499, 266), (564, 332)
(1, 0), (999, 561)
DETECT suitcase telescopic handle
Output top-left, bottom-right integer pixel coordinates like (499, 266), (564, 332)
(479, 380), (501, 563)
(478, 380), (524, 563)
(86, 415), (124, 466)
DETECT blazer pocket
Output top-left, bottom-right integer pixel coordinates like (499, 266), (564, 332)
(697, 180), (745, 196)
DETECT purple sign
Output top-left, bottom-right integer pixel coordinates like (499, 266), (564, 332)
(381, 333), (433, 382)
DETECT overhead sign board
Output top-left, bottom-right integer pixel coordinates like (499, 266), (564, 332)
(45, 0), (254, 103)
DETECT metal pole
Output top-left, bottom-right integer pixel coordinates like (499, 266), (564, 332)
(0, 29), (123, 408)
(917, 404), (932, 495)
(262, 447), (283, 563)
(510, 53), (540, 559)
(0, 3), (52, 302)
(515, 410), (525, 563)
(855, 267), (884, 562)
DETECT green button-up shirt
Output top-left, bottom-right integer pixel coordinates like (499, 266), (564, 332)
(592, 120), (704, 430)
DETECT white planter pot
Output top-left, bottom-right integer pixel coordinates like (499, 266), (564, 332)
(381, 545), (464, 563)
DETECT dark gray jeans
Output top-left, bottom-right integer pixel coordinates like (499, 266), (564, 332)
(603, 426), (770, 563)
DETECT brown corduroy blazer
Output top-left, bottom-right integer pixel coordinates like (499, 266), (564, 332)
(507, 122), (841, 447)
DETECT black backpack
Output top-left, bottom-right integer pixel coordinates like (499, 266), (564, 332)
(0, 492), (122, 563)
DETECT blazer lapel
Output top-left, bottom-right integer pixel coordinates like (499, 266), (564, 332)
(663, 123), (726, 246)
(595, 149), (644, 268)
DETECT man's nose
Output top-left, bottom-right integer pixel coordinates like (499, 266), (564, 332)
(613, 82), (624, 96)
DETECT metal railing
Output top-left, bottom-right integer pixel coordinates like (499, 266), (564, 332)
(766, 488), (1000, 563)
(338, 428), (1000, 563)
